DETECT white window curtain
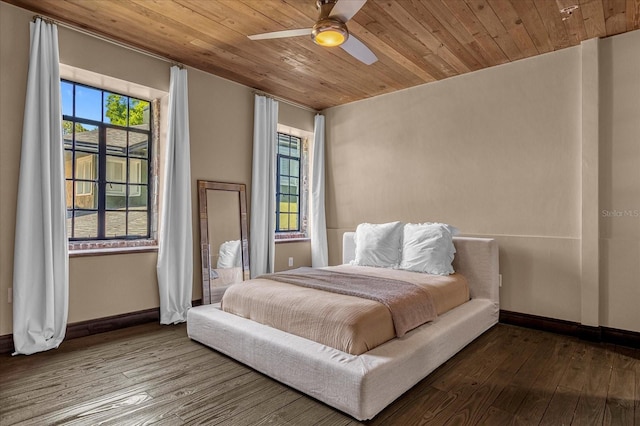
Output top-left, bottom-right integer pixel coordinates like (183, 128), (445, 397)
(310, 114), (329, 267)
(156, 66), (193, 324)
(250, 95), (278, 277)
(13, 18), (69, 355)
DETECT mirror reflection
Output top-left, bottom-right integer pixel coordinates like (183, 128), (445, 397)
(198, 181), (249, 304)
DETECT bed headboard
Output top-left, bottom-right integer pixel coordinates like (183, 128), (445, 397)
(342, 232), (499, 304)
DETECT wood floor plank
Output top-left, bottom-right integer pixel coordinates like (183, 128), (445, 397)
(253, 396), (341, 426)
(490, 332), (557, 414)
(558, 340), (592, 392)
(512, 336), (578, 424)
(1, 334), (205, 419)
(314, 412), (359, 426)
(175, 372), (281, 423)
(636, 364), (640, 426)
(210, 387), (302, 425)
(368, 385), (450, 425)
(538, 385), (580, 425)
(3, 322), (638, 426)
(476, 405), (516, 425)
(87, 368), (258, 426)
(612, 345), (639, 371)
(604, 367), (635, 425)
(1, 326), (193, 392)
(571, 347), (612, 426)
(441, 368), (514, 426)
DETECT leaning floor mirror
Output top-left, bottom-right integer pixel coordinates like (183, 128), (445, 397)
(198, 180), (249, 304)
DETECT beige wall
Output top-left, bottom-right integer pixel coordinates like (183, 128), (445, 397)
(598, 31), (640, 332)
(274, 241), (312, 272)
(0, 3), (314, 336)
(324, 29), (640, 332)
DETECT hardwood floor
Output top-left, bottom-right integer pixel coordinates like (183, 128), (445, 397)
(1, 323), (637, 425)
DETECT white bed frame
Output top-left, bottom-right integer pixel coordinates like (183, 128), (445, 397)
(187, 233), (499, 420)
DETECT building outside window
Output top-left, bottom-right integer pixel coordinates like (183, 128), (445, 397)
(61, 80), (154, 245)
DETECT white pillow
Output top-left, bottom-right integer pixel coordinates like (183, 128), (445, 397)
(399, 223), (456, 275)
(351, 221), (404, 268)
(217, 240), (242, 268)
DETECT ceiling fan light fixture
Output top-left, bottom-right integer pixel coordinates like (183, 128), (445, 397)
(312, 18), (349, 47)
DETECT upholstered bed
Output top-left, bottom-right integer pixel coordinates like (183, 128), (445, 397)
(187, 232), (499, 420)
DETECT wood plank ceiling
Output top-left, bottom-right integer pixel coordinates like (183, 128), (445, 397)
(4, 0), (640, 110)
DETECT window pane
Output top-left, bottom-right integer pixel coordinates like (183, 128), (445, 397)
(64, 151), (73, 179)
(280, 157), (289, 175)
(61, 81), (73, 117)
(280, 176), (290, 195)
(129, 159), (147, 184)
(106, 185), (127, 207)
(103, 93), (128, 126)
(129, 98), (150, 130)
(105, 212), (127, 238)
(106, 155), (126, 183)
(128, 185), (148, 209)
(66, 211), (72, 239)
(290, 138), (300, 157)
(278, 141), (290, 156)
(74, 124), (99, 152)
(75, 85), (102, 121)
(290, 213), (298, 230)
(75, 153), (97, 180)
(290, 160), (299, 177)
(72, 210), (98, 239)
(128, 132), (148, 157)
(75, 182), (98, 208)
(128, 211), (148, 236)
(65, 181), (73, 208)
(289, 196), (299, 212)
(106, 128), (127, 154)
(63, 120), (74, 149)
(290, 177), (299, 195)
(279, 213), (290, 231)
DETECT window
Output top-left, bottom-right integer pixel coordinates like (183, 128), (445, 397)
(62, 80), (153, 243)
(276, 132), (301, 233)
(275, 129), (310, 239)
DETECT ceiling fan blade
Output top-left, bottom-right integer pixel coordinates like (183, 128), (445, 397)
(329, 0), (367, 22)
(340, 35), (377, 65)
(248, 28), (312, 40)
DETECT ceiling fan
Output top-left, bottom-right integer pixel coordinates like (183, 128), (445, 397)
(247, 0), (378, 65)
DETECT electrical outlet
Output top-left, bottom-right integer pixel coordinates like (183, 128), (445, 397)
(8, 287), (12, 304)
(499, 274), (503, 288)
(288, 257), (294, 267)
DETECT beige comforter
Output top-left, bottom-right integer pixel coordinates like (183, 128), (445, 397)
(221, 265), (469, 355)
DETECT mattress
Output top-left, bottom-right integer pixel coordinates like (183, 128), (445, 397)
(221, 264), (469, 355)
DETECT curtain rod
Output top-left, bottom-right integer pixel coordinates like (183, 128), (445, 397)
(32, 15), (183, 69)
(253, 90), (319, 113)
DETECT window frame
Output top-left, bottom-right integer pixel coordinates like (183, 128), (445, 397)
(62, 79), (158, 250)
(276, 133), (301, 233)
(275, 128), (311, 240)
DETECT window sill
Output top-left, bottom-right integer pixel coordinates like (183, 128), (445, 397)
(275, 237), (310, 244)
(70, 245), (158, 258)
(69, 240), (158, 257)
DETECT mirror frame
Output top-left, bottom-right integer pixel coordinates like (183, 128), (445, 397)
(197, 180), (250, 304)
